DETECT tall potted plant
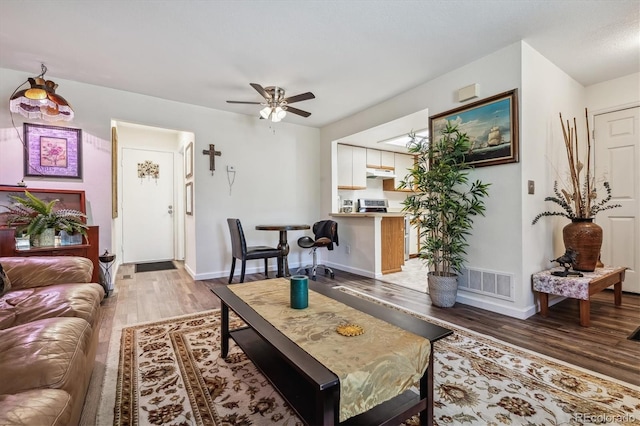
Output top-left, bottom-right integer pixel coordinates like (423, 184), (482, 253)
(532, 109), (620, 271)
(400, 122), (490, 307)
(1, 190), (88, 247)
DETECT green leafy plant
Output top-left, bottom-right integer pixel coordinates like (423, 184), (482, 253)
(1, 190), (88, 237)
(400, 121), (490, 276)
(532, 109), (620, 225)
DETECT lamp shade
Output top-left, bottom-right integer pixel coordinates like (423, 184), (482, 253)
(260, 106), (272, 119)
(274, 106), (287, 121)
(9, 69), (74, 122)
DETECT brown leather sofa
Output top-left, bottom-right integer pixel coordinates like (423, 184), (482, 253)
(0, 256), (104, 426)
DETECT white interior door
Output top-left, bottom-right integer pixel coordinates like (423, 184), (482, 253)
(594, 107), (639, 293)
(122, 148), (175, 263)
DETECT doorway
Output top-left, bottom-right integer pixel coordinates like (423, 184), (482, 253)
(114, 121), (189, 265)
(594, 107), (639, 293)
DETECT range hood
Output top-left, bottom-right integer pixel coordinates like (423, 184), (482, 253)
(366, 168), (396, 179)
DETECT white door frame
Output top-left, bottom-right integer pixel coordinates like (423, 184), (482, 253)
(113, 121), (187, 265)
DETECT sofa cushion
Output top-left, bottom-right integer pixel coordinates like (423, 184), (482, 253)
(0, 262), (10, 296)
(0, 317), (93, 396)
(0, 389), (72, 426)
(0, 256), (93, 290)
(0, 283), (104, 330)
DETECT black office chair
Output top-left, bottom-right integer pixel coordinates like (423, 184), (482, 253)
(227, 218), (282, 283)
(296, 220), (338, 280)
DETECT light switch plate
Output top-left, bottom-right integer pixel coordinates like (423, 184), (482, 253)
(528, 180), (535, 194)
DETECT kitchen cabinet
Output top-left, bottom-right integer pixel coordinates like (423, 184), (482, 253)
(381, 216), (405, 274)
(366, 148), (381, 168)
(337, 144), (367, 190)
(366, 148), (395, 170)
(381, 151), (395, 168)
(383, 153), (415, 192)
(327, 213), (407, 278)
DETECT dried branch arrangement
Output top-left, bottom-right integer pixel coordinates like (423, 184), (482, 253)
(532, 108), (620, 224)
(560, 108), (593, 218)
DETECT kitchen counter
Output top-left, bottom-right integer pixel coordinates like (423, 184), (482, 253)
(326, 213), (406, 278)
(330, 212), (406, 218)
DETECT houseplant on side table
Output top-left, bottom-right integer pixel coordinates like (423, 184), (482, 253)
(532, 109), (620, 271)
(1, 190), (88, 247)
(400, 122), (490, 307)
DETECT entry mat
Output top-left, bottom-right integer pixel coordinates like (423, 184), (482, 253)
(135, 261), (177, 273)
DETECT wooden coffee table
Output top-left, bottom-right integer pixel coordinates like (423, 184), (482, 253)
(211, 282), (452, 426)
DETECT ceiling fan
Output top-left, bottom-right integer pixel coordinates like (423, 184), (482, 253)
(226, 83), (315, 122)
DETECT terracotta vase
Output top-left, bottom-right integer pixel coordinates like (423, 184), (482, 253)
(562, 218), (603, 272)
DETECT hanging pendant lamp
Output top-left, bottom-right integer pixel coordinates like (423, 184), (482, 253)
(9, 64), (74, 122)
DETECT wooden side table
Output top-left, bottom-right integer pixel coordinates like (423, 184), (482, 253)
(532, 266), (626, 327)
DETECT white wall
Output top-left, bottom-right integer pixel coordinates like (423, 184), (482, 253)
(0, 67), (321, 279)
(586, 72), (640, 114)
(520, 42), (587, 314)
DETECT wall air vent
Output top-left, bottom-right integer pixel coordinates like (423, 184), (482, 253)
(458, 267), (514, 301)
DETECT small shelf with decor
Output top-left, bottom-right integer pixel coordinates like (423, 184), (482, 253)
(0, 226), (100, 283)
(0, 186), (99, 283)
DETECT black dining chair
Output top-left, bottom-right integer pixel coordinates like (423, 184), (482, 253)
(296, 220), (338, 280)
(227, 218), (282, 283)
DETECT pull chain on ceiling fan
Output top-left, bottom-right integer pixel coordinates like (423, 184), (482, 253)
(227, 83), (315, 122)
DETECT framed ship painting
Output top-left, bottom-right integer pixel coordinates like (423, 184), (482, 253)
(430, 89), (518, 168)
(23, 123), (83, 178)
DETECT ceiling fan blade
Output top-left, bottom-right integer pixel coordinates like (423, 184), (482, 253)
(250, 83), (270, 100)
(285, 106), (311, 117)
(226, 100), (263, 104)
(283, 92), (315, 104)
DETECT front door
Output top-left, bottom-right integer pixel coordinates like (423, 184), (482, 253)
(122, 148), (175, 263)
(594, 107), (639, 293)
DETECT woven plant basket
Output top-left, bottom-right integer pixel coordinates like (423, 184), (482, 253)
(427, 272), (458, 308)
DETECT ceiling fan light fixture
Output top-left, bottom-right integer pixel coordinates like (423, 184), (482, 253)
(260, 106), (272, 119)
(274, 106), (286, 121)
(227, 83), (314, 123)
(9, 64), (74, 122)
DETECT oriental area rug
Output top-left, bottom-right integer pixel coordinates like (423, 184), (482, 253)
(98, 292), (640, 426)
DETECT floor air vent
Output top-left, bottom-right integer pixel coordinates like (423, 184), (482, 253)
(458, 267), (514, 301)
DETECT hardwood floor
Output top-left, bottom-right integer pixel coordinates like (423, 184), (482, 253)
(80, 262), (640, 425)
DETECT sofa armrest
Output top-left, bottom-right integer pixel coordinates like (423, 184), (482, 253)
(0, 257), (93, 290)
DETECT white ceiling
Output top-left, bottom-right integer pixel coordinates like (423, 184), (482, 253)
(1, 1), (638, 128)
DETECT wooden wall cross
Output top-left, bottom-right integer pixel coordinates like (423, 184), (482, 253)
(202, 144), (222, 175)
